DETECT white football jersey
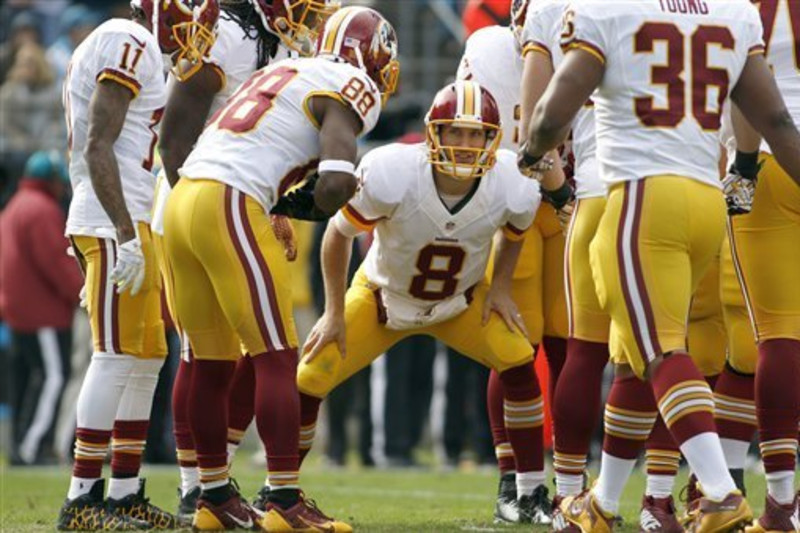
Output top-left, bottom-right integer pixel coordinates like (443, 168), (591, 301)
(456, 26), (522, 150)
(563, 0), (764, 188)
(756, 0), (800, 154)
(334, 143), (540, 315)
(151, 17), (294, 235)
(522, 0), (602, 199)
(64, 19), (167, 238)
(180, 56), (381, 211)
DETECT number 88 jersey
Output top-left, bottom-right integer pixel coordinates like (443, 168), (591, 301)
(180, 56), (382, 211)
(562, 0), (763, 189)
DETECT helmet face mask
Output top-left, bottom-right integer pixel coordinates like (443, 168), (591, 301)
(131, 0), (219, 81)
(251, 0), (340, 56)
(316, 6), (400, 106)
(425, 81), (503, 180)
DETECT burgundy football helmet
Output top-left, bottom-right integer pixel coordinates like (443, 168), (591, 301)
(131, 0), (219, 80)
(425, 80), (503, 179)
(250, 0), (339, 56)
(316, 6), (400, 105)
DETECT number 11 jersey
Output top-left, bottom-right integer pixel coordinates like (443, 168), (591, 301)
(562, 0), (763, 189)
(179, 57), (382, 212)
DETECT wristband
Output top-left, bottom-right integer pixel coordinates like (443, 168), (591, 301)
(318, 159), (356, 175)
(542, 181), (574, 210)
(519, 148), (544, 168)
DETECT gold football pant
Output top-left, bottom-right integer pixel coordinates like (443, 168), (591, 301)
(297, 270), (535, 399)
(728, 153), (800, 342)
(590, 177), (726, 378)
(71, 222), (166, 358)
(720, 234), (757, 374)
(163, 179), (298, 360)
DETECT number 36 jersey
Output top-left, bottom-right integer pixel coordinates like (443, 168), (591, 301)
(180, 57), (382, 212)
(334, 143), (540, 311)
(562, 0), (763, 189)
(64, 19), (166, 237)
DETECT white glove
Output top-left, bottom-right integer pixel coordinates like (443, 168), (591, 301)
(79, 284), (88, 308)
(111, 237), (146, 295)
(722, 166), (757, 216)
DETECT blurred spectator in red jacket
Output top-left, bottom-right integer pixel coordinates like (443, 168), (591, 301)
(0, 150), (82, 465)
(462, 0), (511, 37)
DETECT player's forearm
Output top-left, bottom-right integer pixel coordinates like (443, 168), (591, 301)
(315, 172), (357, 214)
(490, 236), (523, 293)
(85, 142), (135, 241)
(527, 106), (571, 158)
(731, 104), (762, 154)
(519, 51), (554, 140)
(321, 224), (353, 315)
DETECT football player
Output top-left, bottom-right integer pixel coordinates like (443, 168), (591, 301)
(521, 0), (800, 531)
(162, 6), (398, 531)
(296, 79), (549, 524)
(57, 0), (218, 530)
(455, 1), (566, 522)
(152, 0), (337, 523)
(724, 1), (800, 530)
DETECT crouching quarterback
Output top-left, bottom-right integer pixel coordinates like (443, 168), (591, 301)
(297, 80), (546, 519)
(162, 6), (398, 531)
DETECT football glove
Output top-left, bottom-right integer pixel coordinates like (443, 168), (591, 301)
(722, 166), (757, 216)
(517, 142), (554, 180)
(556, 198), (575, 236)
(270, 214), (297, 262)
(269, 174), (331, 221)
(111, 236), (146, 296)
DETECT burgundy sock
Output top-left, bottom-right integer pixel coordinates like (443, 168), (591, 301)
(543, 336), (567, 405)
(299, 393), (322, 466)
(553, 339), (608, 474)
(644, 415), (680, 477)
(251, 349), (300, 482)
(227, 355), (256, 444)
(190, 360), (236, 483)
(487, 369), (514, 473)
(73, 428), (112, 478)
(111, 420), (149, 478)
(172, 358), (196, 469)
(498, 362), (544, 473)
(714, 363), (756, 444)
(755, 339), (800, 475)
(603, 374), (658, 460)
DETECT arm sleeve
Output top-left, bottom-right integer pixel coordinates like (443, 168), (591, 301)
(743, 3), (766, 57)
(559, 2), (609, 65)
(29, 209), (83, 306)
(94, 31), (161, 98)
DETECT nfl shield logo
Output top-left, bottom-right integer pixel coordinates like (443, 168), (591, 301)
(445, 221), (455, 230)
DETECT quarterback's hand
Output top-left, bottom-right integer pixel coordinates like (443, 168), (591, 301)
(556, 198), (575, 235)
(270, 215), (297, 262)
(302, 312), (346, 363)
(722, 165), (757, 216)
(482, 286), (528, 338)
(111, 236), (145, 295)
(517, 142), (554, 180)
(270, 174), (331, 221)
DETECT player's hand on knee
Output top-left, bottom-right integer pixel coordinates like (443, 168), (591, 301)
(111, 235), (146, 296)
(270, 214), (297, 261)
(722, 165), (758, 216)
(302, 312), (346, 362)
(482, 288), (528, 337)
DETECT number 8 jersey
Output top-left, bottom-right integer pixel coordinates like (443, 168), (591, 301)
(562, 0), (763, 188)
(179, 56), (382, 211)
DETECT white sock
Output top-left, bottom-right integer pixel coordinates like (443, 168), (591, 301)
(115, 359), (162, 420)
(646, 474), (675, 499)
(263, 476), (271, 489)
(766, 471), (796, 505)
(227, 442), (240, 466)
(592, 452), (636, 514)
(68, 477), (100, 500)
(180, 467), (200, 496)
(680, 432), (736, 501)
(516, 471), (546, 497)
(107, 477), (139, 500)
(556, 472), (584, 497)
(76, 353), (135, 429)
(719, 438), (749, 470)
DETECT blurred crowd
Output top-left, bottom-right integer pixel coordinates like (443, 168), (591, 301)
(0, 0), (552, 471)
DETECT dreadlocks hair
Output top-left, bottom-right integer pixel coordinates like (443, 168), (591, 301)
(221, 0), (281, 69)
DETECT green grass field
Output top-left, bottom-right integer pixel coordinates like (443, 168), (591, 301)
(0, 459), (767, 532)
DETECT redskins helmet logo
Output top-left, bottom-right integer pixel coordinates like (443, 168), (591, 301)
(377, 20), (397, 57)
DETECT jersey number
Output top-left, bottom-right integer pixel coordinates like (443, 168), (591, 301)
(341, 77), (377, 118)
(756, 0), (800, 71)
(409, 245), (466, 301)
(143, 108), (164, 171)
(633, 23), (734, 130)
(119, 42), (144, 75)
(212, 66), (299, 134)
